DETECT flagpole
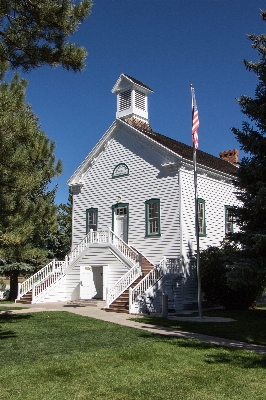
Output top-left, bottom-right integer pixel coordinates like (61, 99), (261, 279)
(190, 84), (202, 320)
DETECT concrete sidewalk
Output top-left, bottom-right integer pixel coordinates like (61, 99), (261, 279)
(1, 301), (266, 355)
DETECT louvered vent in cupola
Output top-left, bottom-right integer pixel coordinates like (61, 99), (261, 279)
(119, 90), (131, 111)
(135, 90), (145, 111)
(112, 74), (153, 121)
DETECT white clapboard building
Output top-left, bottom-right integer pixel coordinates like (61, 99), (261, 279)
(17, 74), (240, 313)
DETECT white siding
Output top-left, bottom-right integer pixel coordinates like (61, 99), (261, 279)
(180, 168), (240, 256)
(68, 123), (240, 309)
(72, 128), (181, 264)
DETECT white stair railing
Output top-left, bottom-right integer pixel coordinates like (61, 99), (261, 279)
(17, 228), (139, 303)
(17, 230), (109, 301)
(129, 257), (181, 313)
(65, 230), (109, 266)
(106, 261), (141, 307)
(109, 228), (139, 265)
(17, 260), (65, 300)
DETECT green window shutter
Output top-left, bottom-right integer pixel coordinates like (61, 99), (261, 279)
(145, 199), (161, 237)
(86, 208), (98, 234)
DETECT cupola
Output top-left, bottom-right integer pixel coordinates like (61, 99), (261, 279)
(111, 73), (153, 122)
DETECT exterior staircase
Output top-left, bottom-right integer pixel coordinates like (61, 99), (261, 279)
(16, 290), (32, 304)
(15, 228), (181, 311)
(16, 229), (141, 305)
(106, 255), (154, 313)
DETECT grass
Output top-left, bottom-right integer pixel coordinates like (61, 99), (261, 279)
(1, 311), (266, 399)
(132, 307), (266, 346)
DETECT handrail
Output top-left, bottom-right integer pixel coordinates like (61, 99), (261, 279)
(129, 257), (181, 313)
(32, 269), (65, 303)
(106, 263), (141, 307)
(109, 228), (139, 265)
(18, 260), (65, 300)
(65, 230), (108, 266)
(17, 230), (109, 300)
(17, 228), (140, 303)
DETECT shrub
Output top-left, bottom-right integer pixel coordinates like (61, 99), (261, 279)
(200, 243), (265, 310)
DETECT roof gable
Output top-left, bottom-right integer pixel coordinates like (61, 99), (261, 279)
(112, 73), (153, 94)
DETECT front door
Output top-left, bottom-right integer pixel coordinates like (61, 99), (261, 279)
(114, 206), (128, 243)
(80, 265), (93, 299)
(80, 265), (103, 299)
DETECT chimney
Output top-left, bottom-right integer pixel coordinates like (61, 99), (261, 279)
(219, 149), (239, 165)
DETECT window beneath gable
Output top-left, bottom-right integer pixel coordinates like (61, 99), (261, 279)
(135, 90), (145, 111)
(225, 206), (234, 234)
(145, 199), (161, 237)
(112, 163), (129, 178)
(119, 90), (131, 111)
(198, 199), (206, 237)
(86, 208), (98, 234)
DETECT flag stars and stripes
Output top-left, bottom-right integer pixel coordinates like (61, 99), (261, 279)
(191, 87), (199, 149)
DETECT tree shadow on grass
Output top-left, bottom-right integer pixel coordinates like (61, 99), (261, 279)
(0, 312), (32, 340)
(136, 330), (266, 369)
(132, 313), (266, 347)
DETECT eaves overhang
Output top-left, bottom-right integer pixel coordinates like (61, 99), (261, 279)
(67, 121), (118, 186)
(118, 119), (236, 183)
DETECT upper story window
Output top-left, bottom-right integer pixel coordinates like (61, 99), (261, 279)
(119, 90), (131, 111)
(198, 198), (206, 237)
(86, 208), (98, 234)
(225, 206), (234, 234)
(135, 90), (145, 111)
(112, 163), (129, 178)
(145, 199), (161, 237)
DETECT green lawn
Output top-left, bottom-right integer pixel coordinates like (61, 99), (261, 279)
(133, 307), (266, 346)
(1, 311), (266, 399)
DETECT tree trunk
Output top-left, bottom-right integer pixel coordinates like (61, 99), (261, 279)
(9, 270), (19, 301)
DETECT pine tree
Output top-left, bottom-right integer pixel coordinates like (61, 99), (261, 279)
(0, 72), (62, 300)
(0, 0), (92, 72)
(47, 189), (73, 260)
(230, 11), (266, 290)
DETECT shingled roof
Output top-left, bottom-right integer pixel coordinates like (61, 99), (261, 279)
(123, 117), (238, 176)
(123, 74), (154, 92)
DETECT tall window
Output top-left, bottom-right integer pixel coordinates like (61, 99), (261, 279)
(145, 199), (160, 237)
(225, 206), (234, 234)
(86, 208), (98, 233)
(198, 199), (206, 236)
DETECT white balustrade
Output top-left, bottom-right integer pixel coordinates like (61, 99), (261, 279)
(17, 228), (139, 303)
(107, 263), (141, 307)
(18, 260), (65, 300)
(129, 257), (181, 313)
(109, 228), (139, 265)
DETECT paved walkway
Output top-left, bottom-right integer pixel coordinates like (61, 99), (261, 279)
(1, 301), (266, 355)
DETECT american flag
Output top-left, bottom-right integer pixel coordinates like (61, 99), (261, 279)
(191, 87), (199, 149)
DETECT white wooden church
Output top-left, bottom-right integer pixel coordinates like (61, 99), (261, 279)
(17, 74), (240, 313)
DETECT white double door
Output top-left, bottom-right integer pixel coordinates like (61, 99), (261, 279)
(80, 265), (107, 300)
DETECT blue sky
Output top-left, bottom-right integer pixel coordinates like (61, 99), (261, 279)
(17, 0), (266, 204)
